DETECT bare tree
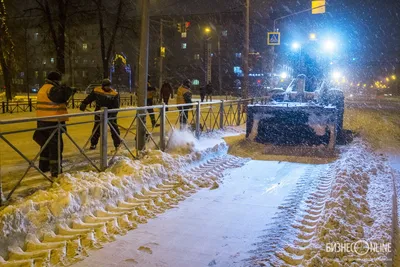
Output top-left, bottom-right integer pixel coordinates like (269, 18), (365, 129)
(0, 0), (15, 100)
(92, 0), (123, 78)
(32, 0), (71, 74)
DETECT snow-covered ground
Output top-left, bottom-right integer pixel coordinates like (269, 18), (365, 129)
(74, 160), (315, 267)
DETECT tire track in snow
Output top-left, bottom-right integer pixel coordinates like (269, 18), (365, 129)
(0, 155), (248, 266)
(247, 164), (333, 266)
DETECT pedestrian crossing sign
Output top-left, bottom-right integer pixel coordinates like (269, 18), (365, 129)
(267, 32), (280, 45)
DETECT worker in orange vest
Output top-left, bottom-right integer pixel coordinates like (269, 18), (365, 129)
(176, 79), (192, 128)
(34, 71), (74, 178)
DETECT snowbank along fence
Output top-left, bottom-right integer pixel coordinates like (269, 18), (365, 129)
(0, 98), (267, 205)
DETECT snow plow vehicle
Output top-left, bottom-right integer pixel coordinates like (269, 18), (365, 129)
(246, 75), (345, 150)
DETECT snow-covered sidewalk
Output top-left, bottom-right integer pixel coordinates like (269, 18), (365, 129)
(74, 160), (316, 267)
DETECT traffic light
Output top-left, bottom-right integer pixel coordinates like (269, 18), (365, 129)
(160, 46), (166, 58)
(185, 22), (190, 30)
(311, 0), (325, 14)
(177, 23), (182, 33)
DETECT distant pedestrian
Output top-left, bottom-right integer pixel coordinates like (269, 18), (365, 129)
(80, 79), (121, 150)
(200, 86), (206, 102)
(206, 82), (213, 102)
(160, 80), (174, 111)
(176, 79), (193, 128)
(34, 71), (75, 178)
(147, 75), (159, 127)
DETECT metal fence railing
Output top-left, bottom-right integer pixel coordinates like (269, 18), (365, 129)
(0, 98), (264, 206)
(1, 96), (136, 114)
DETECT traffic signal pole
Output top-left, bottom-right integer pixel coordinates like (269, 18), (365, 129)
(137, 0), (150, 151)
(243, 0), (250, 99)
(159, 19), (163, 91)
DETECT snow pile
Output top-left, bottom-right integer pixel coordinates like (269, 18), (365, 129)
(304, 139), (394, 265)
(0, 139), (230, 260)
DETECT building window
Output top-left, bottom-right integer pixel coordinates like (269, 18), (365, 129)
(75, 59), (79, 64)
(192, 79), (200, 85)
(181, 32), (187, 38)
(35, 71), (39, 78)
(222, 30), (228, 37)
(211, 53), (214, 57)
(235, 53), (241, 58)
(43, 71), (47, 79)
(92, 43), (95, 50)
(50, 58), (55, 63)
(43, 59), (47, 65)
(194, 54), (200, 60)
(92, 60), (96, 64)
(181, 43), (187, 49)
(82, 43), (88, 50)
(83, 59), (88, 64)
(34, 33), (39, 40)
(82, 71), (86, 77)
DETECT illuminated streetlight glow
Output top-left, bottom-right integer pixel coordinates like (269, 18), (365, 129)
(309, 33), (317, 40)
(291, 42), (301, 50)
(323, 40), (335, 52)
(385, 77), (390, 82)
(204, 27), (211, 34)
(391, 75), (396, 80)
(332, 71), (341, 80)
(280, 72), (288, 79)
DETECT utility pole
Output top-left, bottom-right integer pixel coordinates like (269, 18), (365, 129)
(159, 18), (163, 91)
(217, 27), (222, 96)
(243, 0), (250, 99)
(24, 27), (30, 99)
(137, 0), (150, 151)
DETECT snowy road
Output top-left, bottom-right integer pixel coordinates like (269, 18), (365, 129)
(74, 160), (321, 267)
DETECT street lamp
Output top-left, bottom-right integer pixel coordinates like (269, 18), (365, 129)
(391, 75), (397, 80)
(291, 42), (301, 50)
(332, 71), (341, 80)
(204, 27), (211, 34)
(280, 72), (288, 79)
(309, 33), (317, 40)
(322, 40), (335, 52)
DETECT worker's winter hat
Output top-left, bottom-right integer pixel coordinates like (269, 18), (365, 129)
(47, 71), (62, 81)
(102, 79), (112, 87)
(183, 79), (192, 87)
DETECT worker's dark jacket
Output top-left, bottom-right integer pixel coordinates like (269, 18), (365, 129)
(160, 83), (173, 99)
(81, 86), (120, 111)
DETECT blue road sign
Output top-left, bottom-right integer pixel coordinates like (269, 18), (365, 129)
(267, 32), (280, 45)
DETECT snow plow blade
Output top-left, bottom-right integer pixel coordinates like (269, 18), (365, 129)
(246, 104), (338, 150)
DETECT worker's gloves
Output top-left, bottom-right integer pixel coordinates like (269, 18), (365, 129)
(79, 103), (87, 112)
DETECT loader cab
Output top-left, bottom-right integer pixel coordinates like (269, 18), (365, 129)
(284, 75), (323, 102)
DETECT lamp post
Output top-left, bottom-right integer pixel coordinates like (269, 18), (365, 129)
(204, 27), (212, 87)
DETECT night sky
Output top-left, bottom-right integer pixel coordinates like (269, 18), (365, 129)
(151, 0), (400, 79)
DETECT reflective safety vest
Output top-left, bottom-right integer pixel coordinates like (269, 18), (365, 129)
(147, 82), (156, 99)
(93, 86), (118, 97)
(176, 86), (190, 104)
(36, 84), (68, 121)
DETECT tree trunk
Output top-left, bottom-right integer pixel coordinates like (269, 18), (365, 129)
(0, 0), (14, 100)
(97, 1), (107, 78)
(95, 0), (123, 79)
(0, 50), (12, 100)
(57, 0), (67, 74)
